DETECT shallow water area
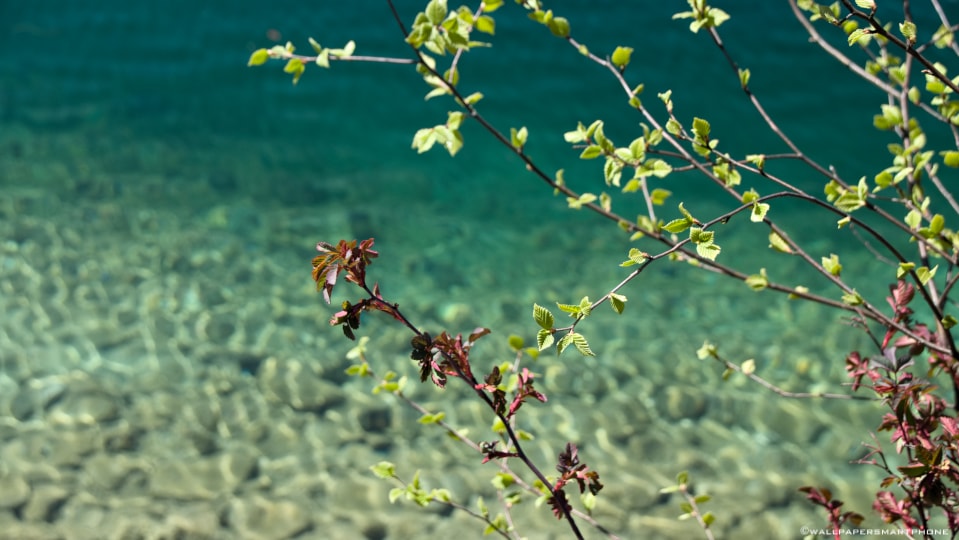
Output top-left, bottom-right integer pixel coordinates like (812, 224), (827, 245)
(1, 2), (954, 539)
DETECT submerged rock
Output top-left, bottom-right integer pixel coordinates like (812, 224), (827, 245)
(224, 495), (312, 539)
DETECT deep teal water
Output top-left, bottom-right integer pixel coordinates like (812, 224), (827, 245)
(2, 1), (959, 537)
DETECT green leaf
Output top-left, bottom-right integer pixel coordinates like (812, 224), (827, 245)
(899, 463), (930, 477)
(942, 151), (959, 167)
(371, 461), (396, 479)
(492, 473), (515, 490)
(611, 46), (634, 69)
(745, 268), (768, 291)
(508, 334), (524, 351)
(897, 262), (916, 279)
(283, 58), (306, 84)
(746, 153), (766, 169)
(557, 332), (594, 356)
(510, 126), (528, 149)
(842, 290), (864, 306)
(620, 247), (648, 267)
(847, 28), (872, 46)
(477, 496), (489, 518)
(666, 118), (682, 135)
(768, 231), (792, 253)
(738, 68), (750, 88)
(942, 315), (957, 329)
(689, 227), (714, 245)
(582, 491), (597, 512)
(462, 92), (484, 105)
(750, 202), (770, 222)
(426, 0), (448, 25)
(483, 0), (503, 12)
(692, 117), (711, 140)
(533, 303), (554, 330)
(650, 188), (672, 205)
(475, 15), (495, 35)
(548, 17), (570, 38)
(567, 192), (597, 209)
(822, 253), (842, 276)
(388, 487), (404, 503)
(537, 329), (554, 351)
(247, 48), (270, 67)
(609, 293), (627, 314)
(900, 21), (917, 44)
(418, 412), (446, 424)
(696, 242), (721, 261)
(579, 145), (603, 159)
(696, 342), (717, 360)
(917, 265), (938, 285)
(663, 218), (691, 234)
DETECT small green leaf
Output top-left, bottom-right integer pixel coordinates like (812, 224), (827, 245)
(917, 265), (938, 285)
(750, 202), (770, 222)
(389, 487), (404, 503)
(492, 473), (515, 490)
(567, 192), (597, 209)
(663, 218), (691, 234)
(768, 231), (792, 253)
(548, 16), (570, 38)
(477, 496), (489, 518)
(463, 92), (484, 105)
(741, 359), (756, 375)
(746, 154), (766, 169)
(580, 145), (603, 159)
(666, 118), (682, 135)
(511, 126), (528, 149)
(313, 48), (331, 68)
(283, 58), (306, 84)
(557, 332), (594, 356)
(650, 188), (671, 205)
(475, 15), (495, 34)
(847, 28), (872, 46)
(695, 242), (721, 261)
(745, 269), (768, 291)
(418, 412), (446, 424)
(692, 117), (711, 140)
(942, 315), (957, 329)
(900, 21), (917, 44)
(842, 290), (864, 306)
(581, 491), (597, 512)
(426, 0), (448, 24)
(247, 48), (270, 66)
(696, 341), (717, 360)
(822, 253), (842, 276)
(897, 262), (916, 279)
(738, 68), (750, 88)
(508, 334), (524, 351)
(533, 303), (554, 330)
(611, 46), (634, 69)
(620, 247), (648, 267)
(371, 461), (396, 479)
(899, 463), (930, 478)
(943, 151), (959, 168)
(537, 328), (554, 351)
(609, 293), (627, 314)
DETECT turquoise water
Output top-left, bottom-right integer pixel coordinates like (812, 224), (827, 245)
(1, 2), (957, 539)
